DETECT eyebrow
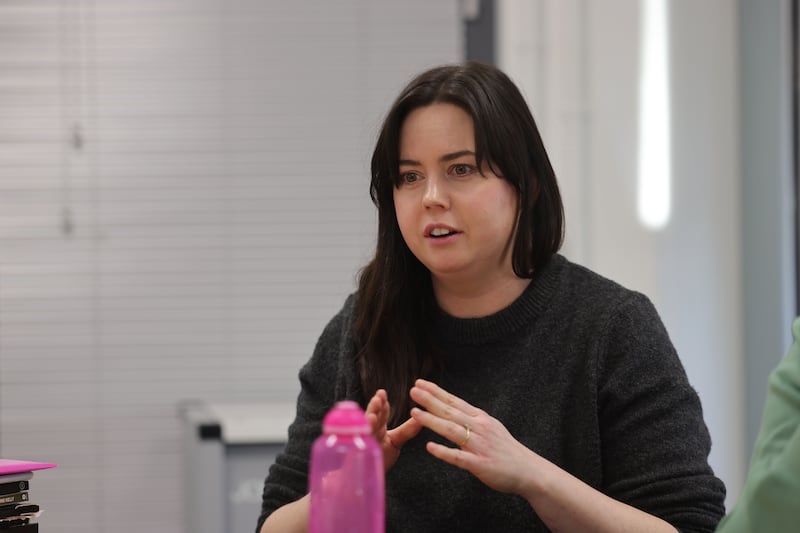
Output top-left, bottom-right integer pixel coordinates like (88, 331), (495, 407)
(398, 150), (476, 167)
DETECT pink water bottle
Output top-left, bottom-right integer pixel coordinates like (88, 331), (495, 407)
(309, 400), (384, 533)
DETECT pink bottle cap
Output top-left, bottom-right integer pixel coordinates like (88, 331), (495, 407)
(322, 401), (371, 434)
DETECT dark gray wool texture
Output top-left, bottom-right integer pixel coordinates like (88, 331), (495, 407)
(257, 254), (726, 533)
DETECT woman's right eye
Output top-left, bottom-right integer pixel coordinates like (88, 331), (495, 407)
(400, 172), (420, 185)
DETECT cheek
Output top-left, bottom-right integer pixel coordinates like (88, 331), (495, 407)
(475, 186), (514, 217)
(392, 193), (414, 238)
(486, 194), (519, 238)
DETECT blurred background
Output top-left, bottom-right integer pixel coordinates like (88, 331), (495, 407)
(0, 0), (796, 532)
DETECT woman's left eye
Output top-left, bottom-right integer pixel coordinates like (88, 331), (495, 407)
(451, 164), (474, 176)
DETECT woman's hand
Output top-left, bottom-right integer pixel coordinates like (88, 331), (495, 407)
(409, 379), (680, 533)
(365, 389), (423, 472)
(409, 379), (536, 495)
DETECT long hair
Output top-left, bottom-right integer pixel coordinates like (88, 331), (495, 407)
(354, 61), (564, 427)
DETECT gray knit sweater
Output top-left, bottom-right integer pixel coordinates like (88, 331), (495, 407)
(257, 255), (726, 532)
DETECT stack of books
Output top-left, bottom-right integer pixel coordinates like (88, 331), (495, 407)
(0, 460), (57, 532)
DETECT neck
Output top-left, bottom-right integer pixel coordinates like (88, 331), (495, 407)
(432, 273), (532, 318)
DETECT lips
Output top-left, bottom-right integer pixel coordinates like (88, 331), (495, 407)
(424, 223), (460, 239)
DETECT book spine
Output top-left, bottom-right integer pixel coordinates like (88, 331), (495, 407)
(0, 492), (28, 505)
(0, 523), (37, 532)
(0, 472), (33, 485)
(0, 504), (38, 520)
(0, 480), (28, 496)
(0, 516), (31, 529)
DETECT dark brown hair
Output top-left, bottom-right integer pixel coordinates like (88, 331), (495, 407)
(354, 61), (564, 427)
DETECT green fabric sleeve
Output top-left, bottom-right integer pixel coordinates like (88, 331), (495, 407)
(715, 317), (800, 533)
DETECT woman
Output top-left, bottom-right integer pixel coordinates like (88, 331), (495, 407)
(257, 61), (725, 532)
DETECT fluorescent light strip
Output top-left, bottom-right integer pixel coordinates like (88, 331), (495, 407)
(637, 0), (671, 230)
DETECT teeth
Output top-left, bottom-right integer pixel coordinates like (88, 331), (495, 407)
(430, 228), (452, 237)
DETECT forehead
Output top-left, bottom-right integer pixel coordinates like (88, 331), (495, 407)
(399, 103), (475, 157)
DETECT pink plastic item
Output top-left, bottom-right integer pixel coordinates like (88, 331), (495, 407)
(0, 459), (57, 476)
(309, 401), (384, 533)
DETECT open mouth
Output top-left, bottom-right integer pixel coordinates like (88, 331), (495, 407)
(428, 228), (459, 239)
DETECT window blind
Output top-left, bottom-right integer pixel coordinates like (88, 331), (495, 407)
(0, 1), (462, 531)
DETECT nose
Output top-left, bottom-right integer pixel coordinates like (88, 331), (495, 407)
(422, 175), (449, 209)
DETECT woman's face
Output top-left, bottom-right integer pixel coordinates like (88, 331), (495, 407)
(393, 103), (519, 287)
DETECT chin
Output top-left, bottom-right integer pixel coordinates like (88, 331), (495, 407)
(425, 262), (471, 278)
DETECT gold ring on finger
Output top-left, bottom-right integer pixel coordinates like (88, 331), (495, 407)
(458, 423), (471, 447)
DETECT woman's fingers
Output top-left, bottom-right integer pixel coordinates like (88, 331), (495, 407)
(387, 416), (423, 447)
(415, 379), (480, 415)
(366, 389), (389, 434)
(410, 406), (475, 448)
(364, 389), (420, 473)
(425, 440), (474, 469)
(407, 380), (537, 496)
(410, 379), (480, 423)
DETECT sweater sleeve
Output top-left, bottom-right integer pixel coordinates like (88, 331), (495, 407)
(255, 296), (358, 532)
(596, 292), (726, 533)
(715, 317), (800, 533)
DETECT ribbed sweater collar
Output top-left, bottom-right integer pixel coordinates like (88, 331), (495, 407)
(433, 254), (565, 346)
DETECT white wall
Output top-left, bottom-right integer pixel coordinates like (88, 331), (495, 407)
(497, 0), (745, 506)
(0, 2), (462, 532)
(739, 0), (797, 463)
